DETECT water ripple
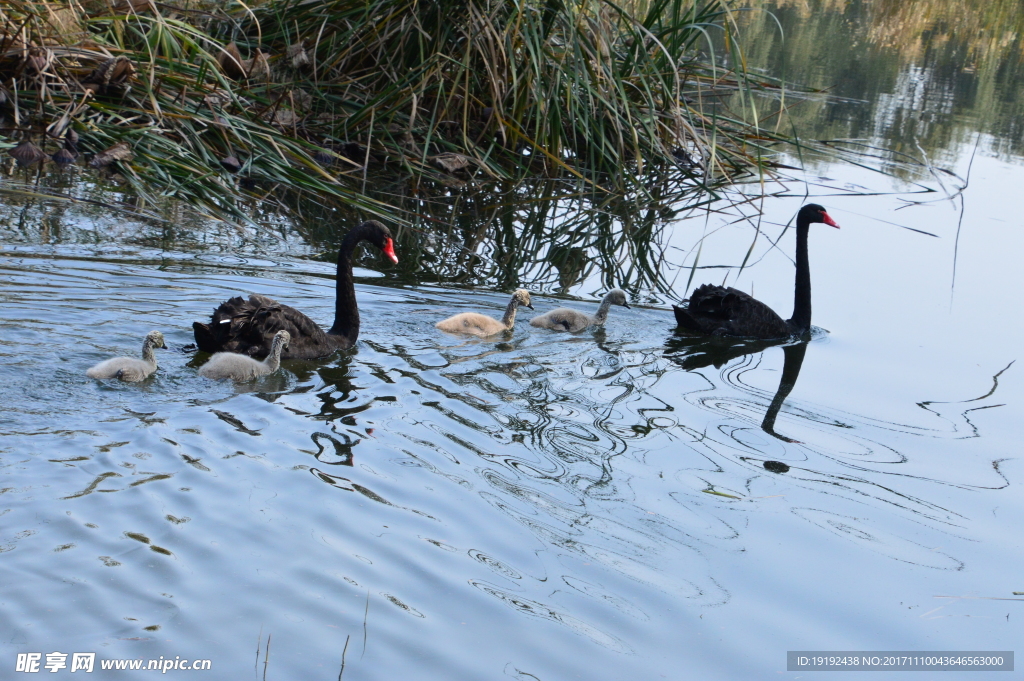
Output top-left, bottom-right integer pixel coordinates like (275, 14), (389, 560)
(0, 245), (1016, 679)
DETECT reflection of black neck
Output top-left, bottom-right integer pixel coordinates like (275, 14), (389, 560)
(789, 215), (812, 333)
(761, 342), (807, 442)
(329, 225), (371, 342)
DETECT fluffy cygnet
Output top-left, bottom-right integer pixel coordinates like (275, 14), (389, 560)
(199, 330), (290, 381)
(436, 289), (533, 337)
(86, 330), (167, 382)
(530, 289), (630, 332)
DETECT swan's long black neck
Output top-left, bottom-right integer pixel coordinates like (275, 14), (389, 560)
(328, 225), (369, 342)
(788, 216), (812, 334)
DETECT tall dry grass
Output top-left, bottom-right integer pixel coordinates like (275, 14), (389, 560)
(0, 0), (792, 220)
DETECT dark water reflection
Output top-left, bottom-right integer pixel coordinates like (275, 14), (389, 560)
(758, 342), (807, 444)
(669, 333), (811, 443)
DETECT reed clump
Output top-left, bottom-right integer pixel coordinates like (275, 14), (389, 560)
(0, 0), (789, 220)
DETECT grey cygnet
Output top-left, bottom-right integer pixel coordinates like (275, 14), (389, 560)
(199, 330), (290, 381)
(86, 330), (167, 382)
(530, 289), (630, 332)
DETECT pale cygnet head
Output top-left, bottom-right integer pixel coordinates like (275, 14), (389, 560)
(513, 289), (534, 310)
(146, 330), (168, 348)
(274, 330), (291, 349)
(606, 289), (630, 308)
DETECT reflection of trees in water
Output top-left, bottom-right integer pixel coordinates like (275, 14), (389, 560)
(0, 169), (726, 304)
(0, 169), (307, 256)
(289, 175), (713, 298)
(730, 0), (1024, 162)
(1, 153), (931, 320)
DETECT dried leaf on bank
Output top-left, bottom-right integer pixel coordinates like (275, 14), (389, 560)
(43, 5), (86, 39)
(287, 43), (310, 69)
(219, 155), (241, 173)
(23, 47), (51, 76)
(247, 51), (270, 81)
(288, 88), (312, 112)
(203, 90), (232, 108)
(217, 42), (269, 81)
(429, 152), (474, 174)
(89, 141), (133, 168)
(81, 57), (136, 95)
(266, 108), (300, 128)
(217, 43), (246, 80)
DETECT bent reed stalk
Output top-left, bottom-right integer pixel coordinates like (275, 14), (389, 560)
(0, 0), (793, 221)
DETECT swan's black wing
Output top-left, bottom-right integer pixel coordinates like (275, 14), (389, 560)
(193, 294), (340, 359)
(673, 285), (791, 339)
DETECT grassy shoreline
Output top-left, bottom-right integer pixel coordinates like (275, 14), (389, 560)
(0, 0), (792, 222)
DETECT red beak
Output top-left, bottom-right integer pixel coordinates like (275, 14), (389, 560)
(382, 237), (398, 264)
(822, 212), (840, 228)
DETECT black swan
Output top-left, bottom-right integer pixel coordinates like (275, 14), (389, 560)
(436, 289), (534, 337)
(86, 330), (167, 381)
(673, 204), (839, 338)
(530, 289), (630, 332)
(200, 330), (290, 381)
(193, 220), (397, 360)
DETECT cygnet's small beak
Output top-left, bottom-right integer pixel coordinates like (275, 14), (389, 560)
(525, 303), (534, 310)
(622, 302), (631, 309)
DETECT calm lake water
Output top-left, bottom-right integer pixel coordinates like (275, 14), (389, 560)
(2, 1), (1022, 679)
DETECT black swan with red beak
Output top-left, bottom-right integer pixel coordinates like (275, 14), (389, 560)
(193, 220), (398, 360)
(673, 204), (840, 338)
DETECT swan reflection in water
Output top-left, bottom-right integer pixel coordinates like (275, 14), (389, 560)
(758, 343), (807, 445)
(662, 327), (1010, 572)
(665, 333), (808, 447)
